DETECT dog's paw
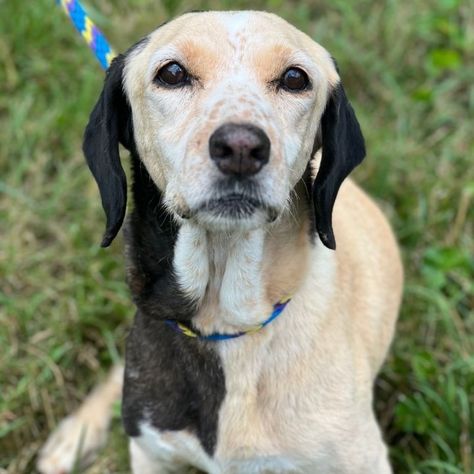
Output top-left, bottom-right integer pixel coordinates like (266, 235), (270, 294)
(36, 411), (109, 474)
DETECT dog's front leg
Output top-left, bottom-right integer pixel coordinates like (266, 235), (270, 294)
(37, 364), (124, 474)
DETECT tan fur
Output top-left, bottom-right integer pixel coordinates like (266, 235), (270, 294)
(38, 11), (403, 474)
(213, 179), (402, 473)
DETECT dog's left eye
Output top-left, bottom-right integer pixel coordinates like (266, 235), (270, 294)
(155, 62), (189, 87)
(280, 67), (309, 91)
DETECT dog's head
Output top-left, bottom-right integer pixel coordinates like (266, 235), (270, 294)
(83, 11), (365, 249)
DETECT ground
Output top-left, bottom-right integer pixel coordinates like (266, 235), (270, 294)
(0, 0), (472, 473)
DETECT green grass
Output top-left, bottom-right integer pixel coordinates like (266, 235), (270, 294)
(0, 0), (472, 472)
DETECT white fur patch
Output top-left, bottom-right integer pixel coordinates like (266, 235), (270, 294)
(174, 225), (272, 332)
(131, 423), (309, 474)
(173, 222), (209, 302)
(218, 229), (269, 326)
(131, 423), (218, 473)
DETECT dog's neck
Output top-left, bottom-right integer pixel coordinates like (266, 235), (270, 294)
(173, 181), (312, 335)
(127, 156), (312, 333)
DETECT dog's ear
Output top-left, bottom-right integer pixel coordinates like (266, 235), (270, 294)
(83, 54), (134, 247)
(312, 82), (366, 250)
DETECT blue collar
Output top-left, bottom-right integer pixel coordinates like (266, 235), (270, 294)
(165, 297), (291, 341)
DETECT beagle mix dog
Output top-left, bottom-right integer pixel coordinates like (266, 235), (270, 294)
(38, 10), (403, 474)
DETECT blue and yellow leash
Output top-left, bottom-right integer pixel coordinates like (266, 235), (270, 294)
(57, 0), (116, 70)
(58, 1), (292, 341)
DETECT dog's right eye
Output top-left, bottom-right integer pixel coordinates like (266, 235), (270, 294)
(280, 67), (309, 92)
(154, 62), (189, 87)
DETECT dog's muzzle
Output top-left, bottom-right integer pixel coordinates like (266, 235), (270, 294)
(209, 123), (270, 177)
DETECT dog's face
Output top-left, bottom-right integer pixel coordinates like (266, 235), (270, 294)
(124, 12), (338, 230)
(83, 11), (365, 249)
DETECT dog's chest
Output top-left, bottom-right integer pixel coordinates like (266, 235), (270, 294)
(122, 280), (387, 472)
(125, 324), (389, 473)
(129, 335), (380, 474)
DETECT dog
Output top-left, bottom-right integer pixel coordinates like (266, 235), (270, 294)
(37, 10), (403, 474)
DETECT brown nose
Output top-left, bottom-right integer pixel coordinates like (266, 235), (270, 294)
(209, 123), (270, 177)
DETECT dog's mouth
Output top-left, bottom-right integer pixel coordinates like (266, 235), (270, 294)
(186, 180), (280, 227)
(201, 193), (262, 218)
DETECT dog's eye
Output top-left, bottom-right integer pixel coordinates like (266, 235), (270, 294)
(155, 62), (189, 87)
(280, 67), (309, 91)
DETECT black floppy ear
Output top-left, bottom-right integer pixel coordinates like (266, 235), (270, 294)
(312, 82), (366, 250)
(83, 54), (134, 247)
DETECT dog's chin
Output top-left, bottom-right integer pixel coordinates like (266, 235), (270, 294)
(192, 196), (278, 231)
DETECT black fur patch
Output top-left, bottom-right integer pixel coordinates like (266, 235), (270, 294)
(124, 155), (196, 322)
(122, 310), (225, 455)
(121, 155), (226, 455)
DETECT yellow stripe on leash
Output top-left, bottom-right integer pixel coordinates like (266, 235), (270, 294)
(82, 16), (94, 44)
